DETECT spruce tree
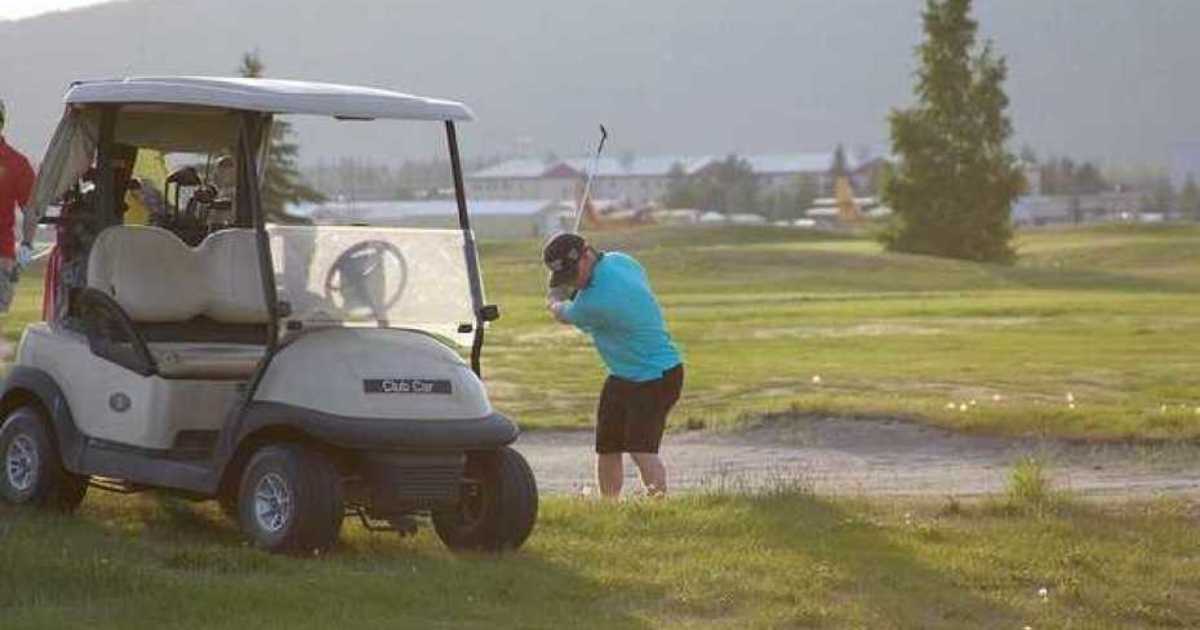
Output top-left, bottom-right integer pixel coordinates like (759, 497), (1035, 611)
(881, 0), (1024, 262)
(238, 51), (325, 223)
(1181, 175), (1200, 222)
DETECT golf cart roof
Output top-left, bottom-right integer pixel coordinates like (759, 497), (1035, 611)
(64, 76), (475, 121)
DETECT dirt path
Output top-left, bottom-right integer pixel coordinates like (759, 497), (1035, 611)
(513, 417), (1200, 497)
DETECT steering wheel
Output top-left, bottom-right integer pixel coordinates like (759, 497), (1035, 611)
(323, 240), (408, 320)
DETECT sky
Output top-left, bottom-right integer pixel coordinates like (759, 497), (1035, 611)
(0, 0), (114, 21)
(0, 0), (1196, 169)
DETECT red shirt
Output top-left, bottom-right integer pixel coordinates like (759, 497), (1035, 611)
(0, 137), (35, 259)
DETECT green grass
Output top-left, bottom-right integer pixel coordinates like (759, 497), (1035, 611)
(3, 490), (1199, 628)
(476, 224), (1200, 440)
(4, 228), (1200, 627)
(4, 224), (1199, 439)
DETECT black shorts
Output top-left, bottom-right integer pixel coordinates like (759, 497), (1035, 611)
(595, 364), (684, 454)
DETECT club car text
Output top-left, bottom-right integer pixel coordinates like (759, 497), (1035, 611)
(363, 378), (453, 395)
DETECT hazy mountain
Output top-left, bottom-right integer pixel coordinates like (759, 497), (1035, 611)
(0, 0), (1196, 168)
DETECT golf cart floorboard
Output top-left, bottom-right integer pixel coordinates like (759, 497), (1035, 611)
(80, 438), (215, 494)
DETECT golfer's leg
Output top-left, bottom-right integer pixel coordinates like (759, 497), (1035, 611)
(594, 376), (627, 498)
(596, 453), (624, 497)
(630, 452), (666, 496)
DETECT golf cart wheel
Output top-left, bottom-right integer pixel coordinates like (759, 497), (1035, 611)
(0, 405), (88, 511)
(432, 446), (538, 552)
(237, 444), (344, 555)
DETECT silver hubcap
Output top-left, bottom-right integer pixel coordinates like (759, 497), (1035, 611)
(254, 472), (293, 533)
(6, 434), (39, 492)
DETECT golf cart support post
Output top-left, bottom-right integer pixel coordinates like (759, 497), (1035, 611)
(446, 120), (498, 377)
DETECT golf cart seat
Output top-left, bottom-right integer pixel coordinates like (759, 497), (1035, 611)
(85, 225), (269, 379)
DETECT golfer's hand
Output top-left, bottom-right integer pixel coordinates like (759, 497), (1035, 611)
(16, 243), (33, 268)
(546, 297), (570, 324)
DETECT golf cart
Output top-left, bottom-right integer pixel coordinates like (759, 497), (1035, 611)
(0, 77), (536, 554)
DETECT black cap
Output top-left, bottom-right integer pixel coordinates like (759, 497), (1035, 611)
(543, 232), (587, 288)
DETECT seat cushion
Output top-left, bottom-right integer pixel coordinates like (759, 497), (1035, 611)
(87, 226), (269, 324)
(201, 229), (271, 324)
(150, 342), (265, 380)
(87, 226), (206, 321)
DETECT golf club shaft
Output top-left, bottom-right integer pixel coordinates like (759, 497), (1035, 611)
(572, 125), (607, 233)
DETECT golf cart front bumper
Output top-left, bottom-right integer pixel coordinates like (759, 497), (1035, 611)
(236, 401), (520, 451)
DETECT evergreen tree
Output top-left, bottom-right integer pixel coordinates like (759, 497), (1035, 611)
(829, 144), (849, 197)
(831, 144), (849, 177)
(663, 163), (698, 209)
(238, 51), (325, 223)
(1146, 178), (1175, 220)
(881, 0), (1024, 262)
(1180, 175), (1200, 222)
(659, 156), (761, 214)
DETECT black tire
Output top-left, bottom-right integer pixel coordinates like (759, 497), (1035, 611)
(237, 444), (344, 555)
(0, 405), (87, 511)
(433, 446), (538, 552)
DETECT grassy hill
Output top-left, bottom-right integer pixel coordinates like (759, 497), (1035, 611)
(478, 224), (1200, 440)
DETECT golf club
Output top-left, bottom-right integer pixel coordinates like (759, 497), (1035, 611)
(546, 125), (608, 301)
(571, 124), (608, 233)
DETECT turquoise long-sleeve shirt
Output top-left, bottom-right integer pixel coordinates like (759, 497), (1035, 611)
(562, 252), (682, 382)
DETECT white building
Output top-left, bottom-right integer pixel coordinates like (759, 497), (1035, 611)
(466, 149), (890, 206)
(1011, 192), (1146, 226)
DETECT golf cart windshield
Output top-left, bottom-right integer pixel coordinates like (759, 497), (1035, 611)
(32, 78), (489, 358)
(270, 225), (477, 345)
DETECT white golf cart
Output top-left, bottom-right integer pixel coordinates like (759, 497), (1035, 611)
(0, 77), (536, 554)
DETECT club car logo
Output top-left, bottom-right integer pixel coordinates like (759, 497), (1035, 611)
(363, 378), (452, 395)
(108, 392), (132, 412)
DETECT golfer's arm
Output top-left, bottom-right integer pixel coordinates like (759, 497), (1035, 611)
(19, 167), (38, 247)
(20, 205), (38, 248)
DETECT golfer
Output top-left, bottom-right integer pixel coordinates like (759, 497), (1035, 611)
(0, 99), (36, 314)
(543, 232), (683, 498)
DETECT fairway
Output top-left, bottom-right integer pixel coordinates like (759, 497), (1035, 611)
(475, 224), (1200, 440)
(3, 224), (1197, 441)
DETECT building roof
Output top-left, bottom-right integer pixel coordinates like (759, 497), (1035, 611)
(470, 158), (554, 179)
(64, 76), (475, 121)
(293, 199), (565, 220)
(470, 155), (713, 180)
(560, 155), (715, 178)
(742, 153), (833, 174)
(469, 148), (892, 180)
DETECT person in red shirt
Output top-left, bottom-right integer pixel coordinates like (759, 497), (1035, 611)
(0, 99), (36, 313)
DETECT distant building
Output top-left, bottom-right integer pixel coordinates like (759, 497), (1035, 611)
(1170, 142), (1200, 190)
(466, 148), (890, 206)
(291, 199), (574, 239)
(1011, 192), (1146, 226)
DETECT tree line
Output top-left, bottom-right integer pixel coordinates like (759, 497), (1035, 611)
(660, 154), (850, 222)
